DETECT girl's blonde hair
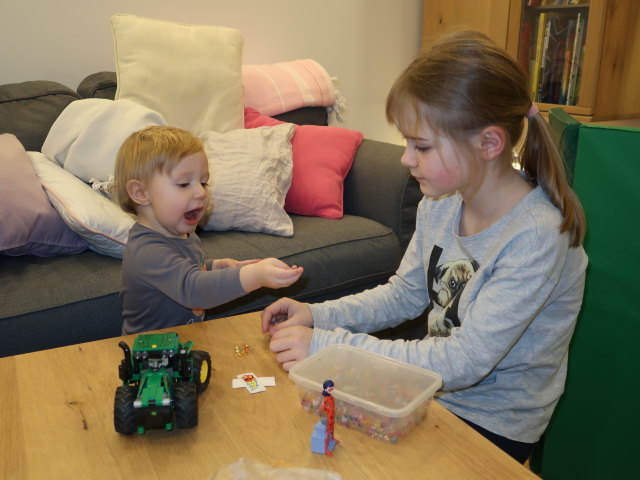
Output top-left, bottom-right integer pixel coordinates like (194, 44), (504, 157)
(113, 126), (204, 214)
(386, 30), (585, 247)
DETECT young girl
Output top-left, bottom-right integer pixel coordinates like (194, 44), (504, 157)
(114, 126), (303, 335)
(261, 31), (587, 463)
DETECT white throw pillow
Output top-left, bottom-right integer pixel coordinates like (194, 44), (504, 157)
(111, 14), (244, 135)
(42, 98), (166, 183)
(199, 124), (295, 236)
(28, 152), (135, 258)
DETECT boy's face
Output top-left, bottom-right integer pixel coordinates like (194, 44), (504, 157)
(139, 151), (210, 238)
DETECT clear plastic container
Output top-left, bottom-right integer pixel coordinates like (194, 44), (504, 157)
(289, 344), (442, 443)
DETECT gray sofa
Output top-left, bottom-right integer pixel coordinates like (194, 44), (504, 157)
(0, 72), (422, 357)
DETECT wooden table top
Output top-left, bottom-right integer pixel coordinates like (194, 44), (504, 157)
(1, 312), (539, 480)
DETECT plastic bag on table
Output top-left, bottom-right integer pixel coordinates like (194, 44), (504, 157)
(210, 457), (343, 480)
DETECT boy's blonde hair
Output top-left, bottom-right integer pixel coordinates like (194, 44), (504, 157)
(386, 30), (585, 247)
(113, 126), (204, 214)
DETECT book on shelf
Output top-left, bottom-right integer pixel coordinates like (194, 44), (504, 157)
(566, 12), (586, 105)
(524, 8), (587, 105)
(538, 13), (574, 103)
(558, 18), (576, 104)
(536, 14), (554, 102)
(518, 19), (535, 78)
(529, 12), (548, 100)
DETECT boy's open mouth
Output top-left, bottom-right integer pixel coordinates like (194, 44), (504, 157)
(184, 208), (202, 225)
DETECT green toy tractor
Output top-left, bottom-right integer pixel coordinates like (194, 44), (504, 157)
(114, 332), (212, 435)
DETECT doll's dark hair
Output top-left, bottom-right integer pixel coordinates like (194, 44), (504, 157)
(322, 379), (334, 396)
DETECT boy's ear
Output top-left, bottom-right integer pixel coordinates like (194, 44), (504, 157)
(126, 179), (150, 206)
(479, 126), (507, 161)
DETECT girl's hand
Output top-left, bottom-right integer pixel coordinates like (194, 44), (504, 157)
(212, 258), (260, 270)
(268, 325), (313, 371)
(239, 258), (303, 292)
(261, 298), (313, 334)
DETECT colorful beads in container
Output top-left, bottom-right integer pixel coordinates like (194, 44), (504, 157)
(299, 389), (431, 443)
(288, 345), (442, 443)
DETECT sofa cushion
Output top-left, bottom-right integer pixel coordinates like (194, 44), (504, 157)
(244, 108), (363, 219)
(77, 71), (117, 100)
(0, 81), (81, 152)
(0, 214), (400, 345)
(111, 14), (244, 134)
(273, 107), (328, 127)
(0, 134), (88, 257)
(343, 139), (421, 254)
(205, 215), (401, 318)
(200, 124), (295, 236)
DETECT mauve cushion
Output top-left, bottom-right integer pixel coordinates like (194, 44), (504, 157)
(0, 134), (88, 256)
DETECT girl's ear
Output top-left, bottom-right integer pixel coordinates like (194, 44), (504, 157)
(479, 126), (507, 162)
(125, 179), (150, 206)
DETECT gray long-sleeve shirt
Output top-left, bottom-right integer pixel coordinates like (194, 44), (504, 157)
(121, 223), (245, 335)
(309, 187), (587, 443)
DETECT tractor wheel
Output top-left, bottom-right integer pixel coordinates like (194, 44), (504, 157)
(114, 385), (137, 434)
(174, 382), (198, 429)
(190, 350), (212, 393)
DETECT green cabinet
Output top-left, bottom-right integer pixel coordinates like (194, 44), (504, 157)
(535, 122), (640, 479)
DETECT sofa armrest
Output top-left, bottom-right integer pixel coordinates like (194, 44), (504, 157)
(343, 138), (421, 252)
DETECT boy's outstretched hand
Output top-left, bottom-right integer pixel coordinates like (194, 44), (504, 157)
(239, 258), (303, 293)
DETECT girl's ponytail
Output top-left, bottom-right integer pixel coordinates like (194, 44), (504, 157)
(521, 113), (585, 247)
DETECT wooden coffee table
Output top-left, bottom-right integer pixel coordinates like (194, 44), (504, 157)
(0, 312), (539, 479)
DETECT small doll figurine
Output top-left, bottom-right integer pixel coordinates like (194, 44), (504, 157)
(310, 379), (340, 456)
(320, 379), (339, 455)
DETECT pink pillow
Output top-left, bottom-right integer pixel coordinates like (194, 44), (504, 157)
(244, 108), (363, 219)
(0, 134), (88, 256)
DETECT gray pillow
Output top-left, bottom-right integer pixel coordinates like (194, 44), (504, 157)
(0, 81), (80, 152)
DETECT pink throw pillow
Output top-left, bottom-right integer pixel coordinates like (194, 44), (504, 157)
(244, 108), (363, 219)
(0, 134), (88, 256)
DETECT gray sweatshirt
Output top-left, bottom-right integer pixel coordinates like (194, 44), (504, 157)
(309, 187), (587, 443)
(121, 223), (245, 335)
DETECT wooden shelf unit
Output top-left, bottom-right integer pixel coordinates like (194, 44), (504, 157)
(422, 0), (640, 122)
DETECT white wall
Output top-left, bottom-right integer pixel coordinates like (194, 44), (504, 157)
(1, 0), (422, 144)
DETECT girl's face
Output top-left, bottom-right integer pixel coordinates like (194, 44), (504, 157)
(140, 151), (210, 238)
(400, 122), (467, 198)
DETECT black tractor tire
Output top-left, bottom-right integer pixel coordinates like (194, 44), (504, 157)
(114, 385), (138, 434)
(174, 382), (198, 429)
(190, 350), (212, 393)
